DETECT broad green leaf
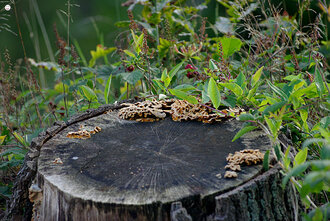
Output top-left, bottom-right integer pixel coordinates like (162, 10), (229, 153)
(174, 84), (196, 92)
(235, 72), (246, 87)
(220, 83), (243, 96)
(262, 101), (287, 115)
(192, 56), (201, 61)
(215, 17), (234, 34)
(169, 89), (198, 104)
(294, 148), (308, 167)
(219, 36), (242, 59)
(238, 113), (255, 121)
(252, 66), (264, 87)
(263, 150), (270, 171)
(202, 81), (210, 103)
(267, 80), (289, 101)
(80, 85), (97, 101)
(315, 69), (325, 97)
(208, 78), (221, 108)
(104, 75), (112, 104)
(121, 70), (143, 85)
(168, 62), (184, 79)
(232, 126), (257, 142)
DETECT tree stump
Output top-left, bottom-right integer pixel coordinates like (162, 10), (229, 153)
(5, 103), (300, 221)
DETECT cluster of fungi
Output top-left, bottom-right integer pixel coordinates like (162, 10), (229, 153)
(224, 149), (264, 178)
(118, 99), (244, 123)
(66, 125), (102, 139)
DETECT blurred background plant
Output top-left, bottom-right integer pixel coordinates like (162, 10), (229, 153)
(0, 0), (329, 219)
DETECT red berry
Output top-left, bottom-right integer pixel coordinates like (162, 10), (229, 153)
(187, 72), (194, 78)
(185, 64), (195, 70)
(126, 65), (135, 72)
(60, 107), (65, 116)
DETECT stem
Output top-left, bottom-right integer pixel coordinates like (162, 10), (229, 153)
(61, 69), (68, 117)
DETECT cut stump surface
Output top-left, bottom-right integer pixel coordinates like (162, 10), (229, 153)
(35, 110), (271, 220)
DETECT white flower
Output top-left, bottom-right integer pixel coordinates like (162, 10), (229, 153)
(5, 5), (11, 11)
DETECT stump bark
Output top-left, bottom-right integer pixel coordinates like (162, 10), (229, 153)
(5, 103), (301, 221)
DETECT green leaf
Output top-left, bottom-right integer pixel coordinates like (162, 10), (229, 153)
(0, 135), (6, 145)
(215, 17), (234, 34)
(89, 46), (116, 67)
(121, 70), (143, 85)
(164, 77), (171, 88)
(12, 132), (28, 148)
(192, 56), (201, 61)
(209, 59), (219, 71)
(202, 81), (210, 103)
(235, 72), (246, 87)
(169, 62), (184, 79)
(274, 144), (282, 161)
(283, 163), (310, 187)
(158, 38), (172, 58)
(232, 126), (257, 142)
(315, 69), (325, 97)
(80, 85), (97, 101)
(123, 50), (136, 58)
(284, 146), (291, 170)
(174, 84), (196, 92)
(263, 150), (270, 171)
(169, 89), (198, 104)
(238, 113), (255, 121)
(152, 79), (166, 92)
(219, 36), (242, 59)
(267, 80), (289, 101)
(220, 83), (243, 96)
(161, 68), (168, 82)
(208, 78), (221, 108)
(247, 85), (258, 100)
(262, 101), (287, 116)
(252, 66), (264, 87)
(294, 148), (308, 167)
(264, 116), (281, 138)
(104, 75), (112, 104)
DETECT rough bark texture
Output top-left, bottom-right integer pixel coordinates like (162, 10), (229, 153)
(207, 164), (301, 221)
